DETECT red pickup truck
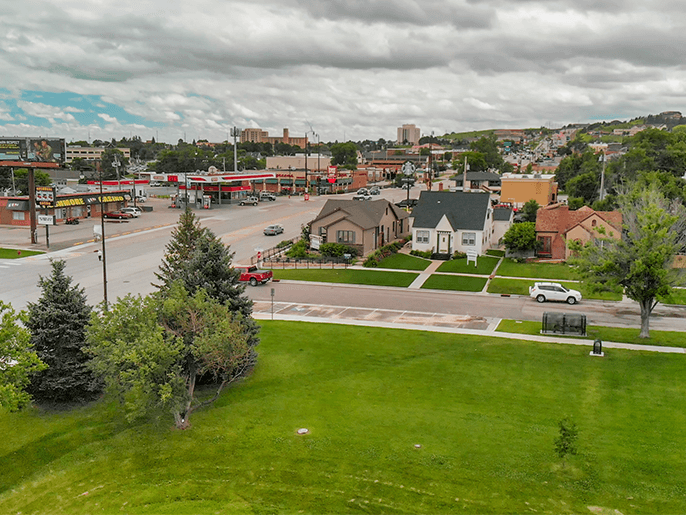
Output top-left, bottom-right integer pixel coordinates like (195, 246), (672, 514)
(236, 265), (273, 286)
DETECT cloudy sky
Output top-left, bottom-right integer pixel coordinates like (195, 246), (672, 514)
(0, 0), (684, 144)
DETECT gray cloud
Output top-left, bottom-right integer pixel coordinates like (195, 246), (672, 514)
(0, 0), (684, 142)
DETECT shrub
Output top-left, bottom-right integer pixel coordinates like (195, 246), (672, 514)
(319, 243), (359, 257)
(362, 241), (403, 267)
(410, 250), (433, 259)
(276, 240), (292, 249)
(285, 239), (309, 259)
(452, 251), (467, 259)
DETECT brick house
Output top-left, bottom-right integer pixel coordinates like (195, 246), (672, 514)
(535, 204), (622, 260)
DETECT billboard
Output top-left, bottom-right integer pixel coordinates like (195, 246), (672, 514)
(0, 138), (66, 164)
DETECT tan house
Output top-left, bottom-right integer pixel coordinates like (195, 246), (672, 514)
(535, 204), (622, 260)
(310, 199), (409, 256)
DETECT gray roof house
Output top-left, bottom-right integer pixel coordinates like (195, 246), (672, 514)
(410, 191), (494, 256)
(310, 199), (409, 256)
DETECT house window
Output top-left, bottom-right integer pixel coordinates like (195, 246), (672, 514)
(591, 219), (597, 227)
(462, 232), (476, 246)
(337, 230), (355, 243)
(416, 230), (430, 244)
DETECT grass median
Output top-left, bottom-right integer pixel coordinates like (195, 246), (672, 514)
(2, 321), (686, 514)
(272, 268), (419, 287)
(420, 274), (488, 291)
(497, 319), (686, 347)
(0, 248), (44, 259)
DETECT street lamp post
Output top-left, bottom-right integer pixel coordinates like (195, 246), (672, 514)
(99, 170), (109, 311)
(231, 127), (239, 172)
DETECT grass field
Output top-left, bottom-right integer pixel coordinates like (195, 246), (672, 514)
(272, 268), (419, 287)
(2, 322), (686, 514)
(375, 253), (431, 271)
(0, 248), (44, 259)
(497, 259), (579, 280)
(497, 319), (686, 348)
(436, 256), (500, 275)
(420, 274), (488, 292)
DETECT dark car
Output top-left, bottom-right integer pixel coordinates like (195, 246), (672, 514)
(103, 211), (133, 219)
(395, 199), (418, 209)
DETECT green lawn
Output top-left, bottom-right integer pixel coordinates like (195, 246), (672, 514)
(420, 274), (488, 292)
(497, 258), (579, 280)
(497, 319), (686, 348)
(0, 248), (44, 259)
(375, 253), (431, 271)
(272, 268), (419, 287)
(485, 249), (505, 257)
(487, 278), (623, 301)
(436, 256), (500, 275)
(2, 322), (686, 513)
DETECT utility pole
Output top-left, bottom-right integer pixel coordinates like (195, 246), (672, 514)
(99, 170), (109, 311)
(231, 127), (239, 172)
(599, 152), (606, 201)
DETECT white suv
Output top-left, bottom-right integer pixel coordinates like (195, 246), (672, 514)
(529, 282), (582, 305)
(121, 207), (142, 218)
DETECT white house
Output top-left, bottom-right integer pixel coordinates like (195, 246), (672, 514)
(410, 191), (494, 256)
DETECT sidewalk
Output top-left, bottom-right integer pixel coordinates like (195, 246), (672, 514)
(251, 300), (686, 354)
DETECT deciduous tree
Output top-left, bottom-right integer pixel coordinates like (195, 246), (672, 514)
(0, 302), (46, 411)
(87, 286), (250, 429)
(571, 185), (686, 338)
(502, 222), (539, 253)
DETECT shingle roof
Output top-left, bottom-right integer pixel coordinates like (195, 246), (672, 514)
(411, 191), (490, 231)
(312, 199), (408, 229)
(493, 206), (513, 221)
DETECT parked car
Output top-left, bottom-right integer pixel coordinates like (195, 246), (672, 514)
(259, 192), (277, 201)
(103, 211), (133, 220)
(369, 186), (381, 195)
(135, 196), (147, 203)
(529, 282), (582, 305)
(264, 224), (284, 236)
(395, 199), (418, 209)
(235, 265), (273, 286)
(121, 207), (142, 217)
(239, 196), (259, 206)
(352, 191), (372, 201)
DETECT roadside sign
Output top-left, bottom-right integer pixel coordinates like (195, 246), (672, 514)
(402, 161), (416, 176)
(38, 214), (55, 225)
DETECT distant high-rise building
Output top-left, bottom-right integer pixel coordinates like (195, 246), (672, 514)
(397, 124), (421, 145)
(240, 128), (307, 148)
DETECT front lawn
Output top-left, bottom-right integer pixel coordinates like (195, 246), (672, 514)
(497, 319), (686, 348)
(272, 268), (419, 287)
(2, 322), (686, 513)
(436, 255), (499, 275)
(376, 253), (431, 271)
(420, 274), (487, 292)
(487, 277), (623, 301)
(0, 248), (44, 259)
(497, 258), (579, 280)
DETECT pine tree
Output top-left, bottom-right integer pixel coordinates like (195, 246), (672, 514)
(26, 260), (99, 402)
(156, 209), (260, 376)
(154, 207), (209, 292)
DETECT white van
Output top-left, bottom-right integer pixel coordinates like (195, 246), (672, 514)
(121, 207), (142, 218)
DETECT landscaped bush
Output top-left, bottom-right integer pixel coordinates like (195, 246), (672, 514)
(363, 241), (404, 267)
(319, 243), (358, 257)
(452, 251), (467, 259)
(410, 249), (433, 259)
(285, 239), (310, 258)
(276, 240), (292, 249)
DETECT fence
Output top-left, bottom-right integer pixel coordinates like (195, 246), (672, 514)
(249, 236), (299, 265)
(261, 256), (353, 269)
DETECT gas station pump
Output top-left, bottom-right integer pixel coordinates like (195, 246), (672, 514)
(202, 195), (211, 209)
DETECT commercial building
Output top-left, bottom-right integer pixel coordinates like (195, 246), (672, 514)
(499, 173), (558, 208)
(65, 146), (131, 164)
(397, 124), (421, 145)
(240, 128), (308, 148)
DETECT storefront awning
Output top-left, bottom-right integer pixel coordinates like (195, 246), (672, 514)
(6, 200), (29, 210)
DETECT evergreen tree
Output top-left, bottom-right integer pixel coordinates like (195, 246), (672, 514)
(154, 207), (209, 292)
(26, 260), (98, 402)
(156, 209), (260, 375)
